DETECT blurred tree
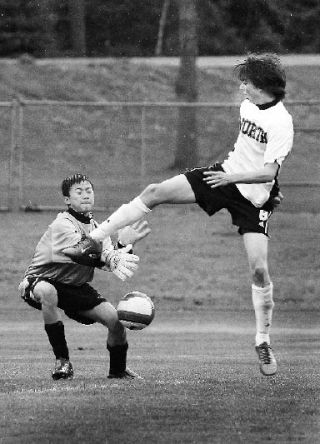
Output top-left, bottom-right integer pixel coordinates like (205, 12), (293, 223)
(227, 0), (284, 53)
(1, 0), (320, 57)
(281, 0), (320, 53)
(173, 0), (199, 169)
(0, 0), (48, 56)
(38, 0), (59, 57)
(68, 0), (86, 56)
(198, 0), (242, 55)
(155, 0), (170, 56)
(86, 0), (161, 56)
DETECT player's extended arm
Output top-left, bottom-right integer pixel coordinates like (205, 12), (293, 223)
(97, 220), (149, 279)
(202, 163), (279, 188)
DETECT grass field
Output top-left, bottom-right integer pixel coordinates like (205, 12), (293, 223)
(1, 207), (320, 443)
(1, 56), (319, 443)
(1, 310), (320, 444)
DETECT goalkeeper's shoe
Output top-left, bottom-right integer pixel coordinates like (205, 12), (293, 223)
(255, 342), (277, 376)
(108, 368), (143, 380)
(52, 359), (74, 380)
(62, 236), (102, 266)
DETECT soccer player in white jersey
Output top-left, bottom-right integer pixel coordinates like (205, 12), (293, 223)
(64, 54), (294, 376)
(18, 173), (150, 380)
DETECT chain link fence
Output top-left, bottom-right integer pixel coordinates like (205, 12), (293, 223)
(0, 102), (16, 211)
(3, 99), (320, 213)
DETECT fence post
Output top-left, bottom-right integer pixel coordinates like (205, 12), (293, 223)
(8, 101), (15, 210)
(17, 100), (24, 208)
(9, 100), (18, 211)
(8, 99), (24, 211)
(140, 104), (147, 189)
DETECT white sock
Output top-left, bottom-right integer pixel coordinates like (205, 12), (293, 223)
(90, 197), (151, 241)
(252, 282), (274, 346)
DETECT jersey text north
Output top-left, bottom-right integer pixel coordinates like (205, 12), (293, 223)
(239, 118), (268, 144)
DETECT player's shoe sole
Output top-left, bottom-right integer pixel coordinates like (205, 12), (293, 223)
(62, 236), (102, 266)
(255, 342), (277, 376)
(108, 368), (143, 380)
(52, 359), (74, 380)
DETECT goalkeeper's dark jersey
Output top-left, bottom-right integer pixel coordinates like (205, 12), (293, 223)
(25, 211), (111, 286)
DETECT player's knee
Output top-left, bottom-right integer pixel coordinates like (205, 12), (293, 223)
(109, 319), (126, 337)
(105, 308), (125, 334)
(105, 314), (126, 339)
(109, 313), (126, 336)
(91, 302), (125, 334)
(252, 266), (269, 287)
(140, 183), (163, 208)
(33, 281), (58, 307)
(103, 310), (119, 330)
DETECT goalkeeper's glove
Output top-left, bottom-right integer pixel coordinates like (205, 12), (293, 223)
(100, 244), (139, 281)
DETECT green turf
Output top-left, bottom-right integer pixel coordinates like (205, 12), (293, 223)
(2, 208), (320, 310)
(1, 207), (319, 443)
(1, 310), (320, 444)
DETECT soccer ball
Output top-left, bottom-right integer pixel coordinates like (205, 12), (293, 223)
(117, 291), (155, 330)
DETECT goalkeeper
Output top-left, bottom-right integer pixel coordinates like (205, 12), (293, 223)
(18, 173), (150, 381)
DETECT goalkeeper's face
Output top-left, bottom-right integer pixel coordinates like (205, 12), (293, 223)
(64, 180), (94, 214)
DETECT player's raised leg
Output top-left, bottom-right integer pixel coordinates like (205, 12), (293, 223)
(63, 174), (196, 261)
(33, 281), (74, 380)
(80, 301), (142, 379)
(243, 233), (277, 376)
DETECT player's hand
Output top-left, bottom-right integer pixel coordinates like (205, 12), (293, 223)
(18, 278), (30, 298)
(202, 170), (231, 188)
(118, 220), (151, 246)
(102, 245), (139, 281)
(272, 191), (284, 209)
(18, 277), (42, 310)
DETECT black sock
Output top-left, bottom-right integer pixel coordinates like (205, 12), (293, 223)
(107, 342), (128, 375)
(44, 321), (69, 360)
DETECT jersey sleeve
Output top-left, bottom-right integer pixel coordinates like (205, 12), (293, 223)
(264, 120), (294, 167)
(102, 236), (113, 252)
(50, 218), (82, 262)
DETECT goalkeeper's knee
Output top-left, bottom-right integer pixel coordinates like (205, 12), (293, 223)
(33, 281), (58, 306)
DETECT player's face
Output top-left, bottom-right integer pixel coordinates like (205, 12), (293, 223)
(65, 180), (94, 214)
(239, 80), (263, 104)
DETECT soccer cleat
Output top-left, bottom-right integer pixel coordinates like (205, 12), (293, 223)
(62, 236), (102, 266)
(108, 368), (143, 380)
(52, 359), (74, 380)
(255, 342), (277, 376)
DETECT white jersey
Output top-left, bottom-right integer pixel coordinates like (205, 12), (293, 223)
(222, 99), (293, 207)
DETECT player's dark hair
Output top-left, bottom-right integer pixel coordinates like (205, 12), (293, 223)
(235, 53), (286, 100)
(61, 173), (94, 197)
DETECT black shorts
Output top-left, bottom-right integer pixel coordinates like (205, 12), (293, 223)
(23, 277), (106, 325)
(185, 163), (276, 236)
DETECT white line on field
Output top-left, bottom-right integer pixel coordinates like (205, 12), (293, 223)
(1, 324), (320, 335)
